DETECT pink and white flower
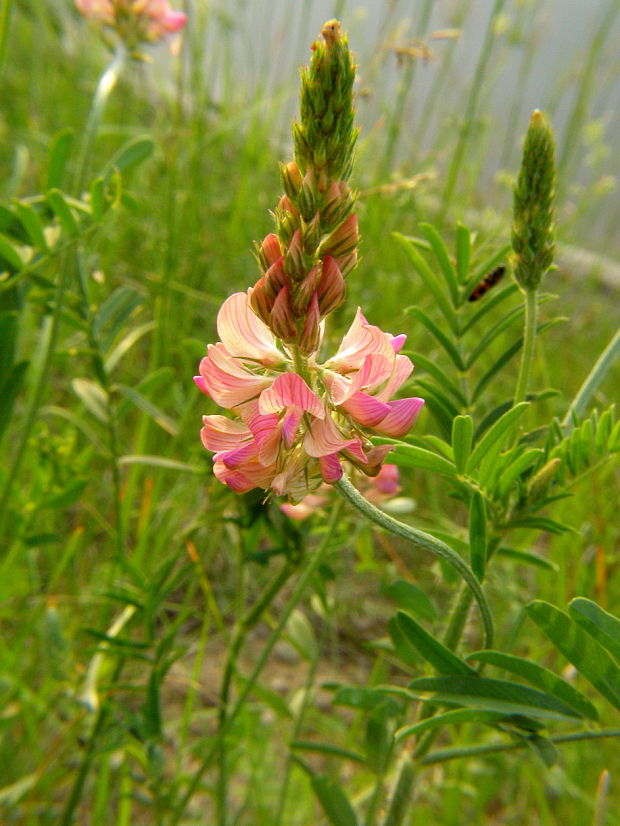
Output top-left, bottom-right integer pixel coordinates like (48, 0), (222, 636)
(76, 0), (187, 46)
(195, 291), (424, 500)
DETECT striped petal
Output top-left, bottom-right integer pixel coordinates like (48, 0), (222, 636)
(340, 391), (392, 427)
(217, 291), (284, 366)
(326, 309), (397, 371)
(319, 453), (343, 483)
(282, 405), (304, 448)
(304, 414), (367, 460)
(374, 397), (425, 438)
(200, 415), (251, 452)
(199, 343), (273, 408)
(259, 372), (324, 418)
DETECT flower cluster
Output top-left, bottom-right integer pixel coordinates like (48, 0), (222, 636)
(195, 21), (424, 500)
(76, 0), (187, 48)
(195, 292), (424, 499)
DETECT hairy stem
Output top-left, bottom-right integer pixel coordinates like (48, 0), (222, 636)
(514, 288), (538, 404)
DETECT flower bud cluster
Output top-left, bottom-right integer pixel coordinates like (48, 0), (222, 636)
(249, 20), (359, 356)
(512, 110), (556, 292)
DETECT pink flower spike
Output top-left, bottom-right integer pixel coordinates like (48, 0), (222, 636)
(217, 292), (284, 366)
(319, 453), (343, 483)
(374, 397), (425, 438)
(340, 391), (392, 427)
(259, 373), (324, 419)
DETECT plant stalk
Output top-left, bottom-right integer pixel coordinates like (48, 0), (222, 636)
(514, 288), (538, 405)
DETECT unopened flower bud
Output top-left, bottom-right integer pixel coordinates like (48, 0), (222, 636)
(298, 292), (321, 354)
(292, 266), (321, 316)
(269, 286), (297, 341)
(284, 229), (307, 279)
(280, 161), (303, 202)
(319, 213), (358, 260)
(526, 457), (561, 502)
(512, 110), (556, 292)
(260, 233), (282, 269)
(302, 214), (322, 255)
(317, 255), (345, 315)
(263, 258), (289, 301)
(249, 279), (272, 325)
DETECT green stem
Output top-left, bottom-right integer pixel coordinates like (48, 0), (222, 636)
(73, 45), (128, 196)
(169, 501), (343, 826)
(421, 728), (620, 766)
(217, 557), (295, 826)
(333, 476), (493, 648)
(514, 288), (538, 404)
(381, 753), (415, 826)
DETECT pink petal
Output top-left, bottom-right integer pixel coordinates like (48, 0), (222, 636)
(217, 292), (283, 366)
(304, 414), (367, 459)
(199, 343), (273, 408)
(200, 415), (251, 452)
(373, 397), (425, 438)
(216, 440), (260, 469)
(390, 334), (407, 353)
(340, 391), (392, 427)
(374, 354), (414, 402)
(319, 453), (343, 483)
(326, 309), (397, 371)
(259, 373), (324, 418)
(282, 405), (304, 448)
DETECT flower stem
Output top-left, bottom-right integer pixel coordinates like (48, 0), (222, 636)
(333, 476), (493, 648)
(169, 501), (343, 826)
(514, 287), (538, 404)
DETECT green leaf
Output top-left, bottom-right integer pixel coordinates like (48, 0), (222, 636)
(0, 361), (28, 441)
(379, 442), (457, 477)
(47, 189), (79, 237)
(365, 712), (393, 774)
(526, 734), (558, 768)
(495, 546), (558, 571)
(104, 321), (155, 374)
(455, 223), (471, 284)
(452, 415), (473, 474)
(506, 516), (574, 535)
(39, 478), (88, 510)
(286, 609), (319, 661)
(117, 455), (204, 474)
(394, 233), (458, 332)
(496, 448), (544, 498)
(568, 598), (620, 663)
(106, 136), (155, 176)
(466, 650), (598, 720)
(466, 403), (529, 474)
(291, 741), (365, 764)
(310, 776), (359, 826)
(93, 286), (143, 352)
(72, 378), (109, 423)
(407, 306), (465, 369)
(396, 611), (478, 677)
(12, 201), (49, 252)
(469, 491), (487, 581)
(466, 304), (525, 368)
(114, 384), (178, 436)
(415, 378), (460, 420)
(0, 232), (24, 270)
(526, 600), (620, 712)
(333, 686), (401, 716)
(409, 352), (467, 405)
(418, 222), (459, 302)
(396, 708), (515, 742)
(46, 128), (74, 190)
(384, 579), (437, 622)
(90, 177), (107, 221)
(408, 675), (583, 720)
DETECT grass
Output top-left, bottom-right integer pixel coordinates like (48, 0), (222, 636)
(1, 1), (619, 824)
